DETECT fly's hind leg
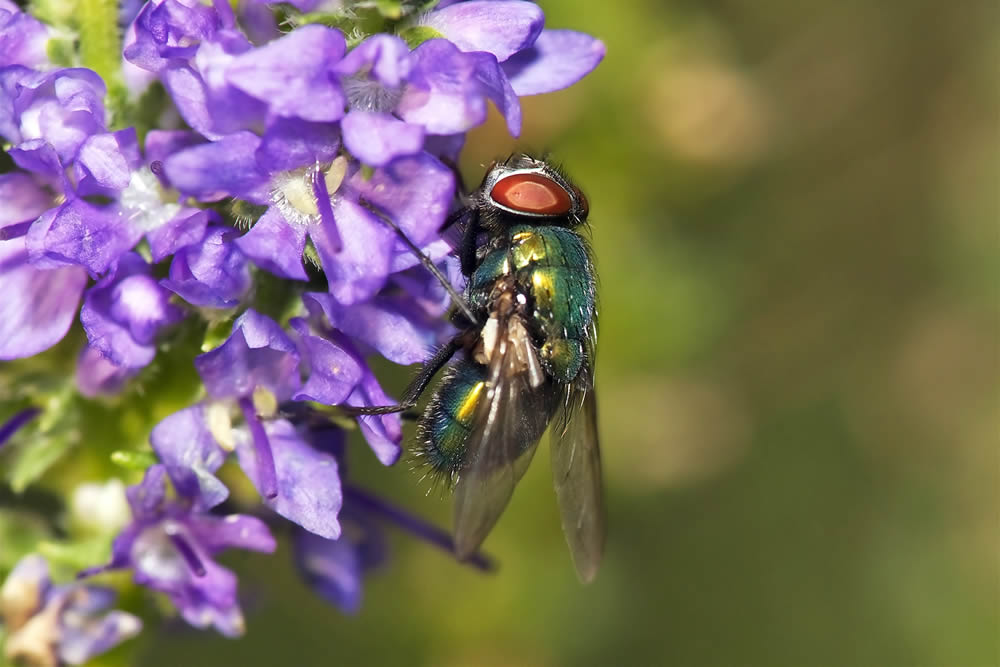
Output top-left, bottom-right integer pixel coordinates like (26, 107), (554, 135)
(342, 337), (462, 416)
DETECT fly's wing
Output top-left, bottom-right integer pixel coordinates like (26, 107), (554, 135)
(452, 317), (552, 560)
(550, 328), (605, 583)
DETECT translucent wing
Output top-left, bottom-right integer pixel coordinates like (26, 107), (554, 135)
(452, 316), (553, 560)
(551, 334), (605, 583)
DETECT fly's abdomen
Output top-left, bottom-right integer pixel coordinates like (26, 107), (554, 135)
(416, 361), (488, 478)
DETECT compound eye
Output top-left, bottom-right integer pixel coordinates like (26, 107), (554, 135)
(490, 173), (572, 216)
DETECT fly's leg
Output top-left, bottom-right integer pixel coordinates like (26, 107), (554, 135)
(359, 198), (479, 326)
(457, 209), (481, 278)
(342, 337), (462, 416)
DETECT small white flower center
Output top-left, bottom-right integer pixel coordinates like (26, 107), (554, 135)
(207, 402), (236, 452)
(120, 167), (181, 233)
(70, 479), (130, 535)
(252, 386), (278, 420)
(132, 524), (188, 584)
(343, 75), (403, 113)
(269, 157), (349, 228)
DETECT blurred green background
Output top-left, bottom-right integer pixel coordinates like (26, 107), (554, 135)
(138, 0), (996, 664)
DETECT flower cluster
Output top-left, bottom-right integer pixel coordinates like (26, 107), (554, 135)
(0, 0), (602, 661)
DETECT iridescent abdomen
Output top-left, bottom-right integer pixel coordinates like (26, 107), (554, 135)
(417, 362), (487, 476)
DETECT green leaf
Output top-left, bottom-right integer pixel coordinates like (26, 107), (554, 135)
(202, 317), (237, 352)
(0, 509), (53, 571)
(399, 25), (445, 49)
(4, 404), (80, 493)
(110, 450), (157, 471)
(5, 435), (76, 493)
(45, 37), (76, 68)
(38, 537), (112, 572)
(376, 0), (404, 20)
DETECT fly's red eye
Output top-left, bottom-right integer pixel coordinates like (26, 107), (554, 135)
(490, 173), (572, 216)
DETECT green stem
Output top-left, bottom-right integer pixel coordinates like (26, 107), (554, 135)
(78, 0), (128, 124)
(78, 0), (120, 85)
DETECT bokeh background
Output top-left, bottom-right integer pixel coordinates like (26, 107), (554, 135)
(102, 0), (999, 664)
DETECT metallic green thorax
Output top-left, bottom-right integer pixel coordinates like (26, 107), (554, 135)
(418, 225), (597, 477)
(468, 225), (596, 383)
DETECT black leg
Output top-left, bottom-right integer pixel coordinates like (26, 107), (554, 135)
(344, 337), (462, 416)
(359, 198), (479, 326)
(459, 209), (481, 277)
(439, 206), (473, 233)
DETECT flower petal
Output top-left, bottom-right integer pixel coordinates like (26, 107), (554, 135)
(422, 0), (543, 62)
(316, 199), (393, 305)
(501, 30), (606, 96)
(467, 50), (521, 136)
(80, 254), (182, 368)
(146, 208), (212, 262)
(332, 34), (410, 86)
(0, 172), (51, 230)
(256, 117), (340, 173)
(74, 129), (140, 195)
(163, 130), (266, 201)
(341, 111), (424, 167)
(398, 40), (486, 135)
(293, 528), (363, 613)
(124, 464), (168, 519)
(345, 366), (402, 466)
(162, 227), (250, 308)
(0, 4), (50, 69)
(305, 292), (434, 366)
(235, 419), (343, 539)
(227, 24), (346, 122)
(235, 207), (308, 281)
(36, 200), (140, 275)
(186, 514), (277, 554)
(349, 152), (454, 247)
(0, 238), (86, 360)
(76, 345), (135, 397)
(292, 327), (364, 406)
(150, 406), (229, 510)
(195, 309), (300, 400)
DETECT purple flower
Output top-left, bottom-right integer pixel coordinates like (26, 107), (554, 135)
(150, 405), (346, 539)
(226, 24), (347, 124)
(79, 252), (185, 370)
(160, 227), (251, 308)
(80, 465), (275, 637)
(0, 67), (107, 163)
(76, 346), (136, 397)
(165, 131), (454, 305)
(150, 310), (346, 538)
(0, 174), (88, 360)
(398, 38), (521, 136)
(290, 305), (405, 467)
(0, 237), (89, 360)
(419, 0), (544, 62)
(1, 555), (141, 665)
(501, 29), (607, 96)
(0, 2), (50, 69)
(28, 128), (215, 277)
